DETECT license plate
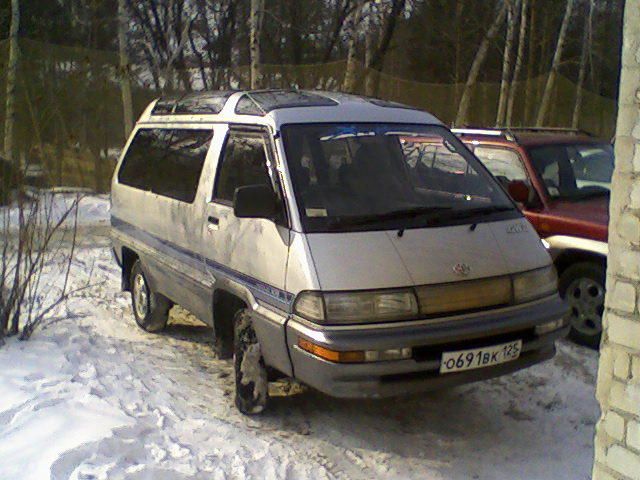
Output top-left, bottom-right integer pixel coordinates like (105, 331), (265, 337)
(440, 340), (522, 374)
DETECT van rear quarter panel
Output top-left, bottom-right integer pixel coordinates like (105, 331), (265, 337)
(110, 124), (217, 323)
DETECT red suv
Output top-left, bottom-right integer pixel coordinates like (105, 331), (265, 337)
(453, 128), (613, 348)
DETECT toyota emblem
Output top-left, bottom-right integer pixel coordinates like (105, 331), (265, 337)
(453, 263), (471, 276)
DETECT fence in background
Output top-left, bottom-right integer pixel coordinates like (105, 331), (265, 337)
(0, 39), (618, 192)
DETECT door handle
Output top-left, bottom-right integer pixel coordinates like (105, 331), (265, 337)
(207, 215), (219, 226)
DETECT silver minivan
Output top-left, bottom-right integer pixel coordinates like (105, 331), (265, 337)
(111, 90), (568, 414)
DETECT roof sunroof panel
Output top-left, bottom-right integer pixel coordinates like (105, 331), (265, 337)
(152, 91), (236, 115)
(236, 90), (337, 115)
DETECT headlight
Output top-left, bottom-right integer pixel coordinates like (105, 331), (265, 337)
(513, 266), (558, 303)
(293, 290), (418, 324)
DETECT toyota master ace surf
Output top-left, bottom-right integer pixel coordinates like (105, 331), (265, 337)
(110, 90), (568, 414)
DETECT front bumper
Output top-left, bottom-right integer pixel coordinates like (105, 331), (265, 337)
(286, 294), (568, 398)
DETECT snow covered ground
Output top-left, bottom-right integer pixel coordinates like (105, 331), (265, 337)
(2, 193), (110, 231)
(0, 196), (599, 480)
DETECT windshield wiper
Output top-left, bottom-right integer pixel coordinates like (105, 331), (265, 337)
(428, 205), (516, 224)
(326, 206), (452, 230)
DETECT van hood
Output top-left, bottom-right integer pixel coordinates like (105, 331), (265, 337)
(305, 218), (551, 290)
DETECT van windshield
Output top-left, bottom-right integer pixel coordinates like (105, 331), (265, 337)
(281, 123), (519, 233)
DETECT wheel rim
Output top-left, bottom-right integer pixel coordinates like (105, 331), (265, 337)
(133, 273), (149, 318)
(565, 277), (604, 336)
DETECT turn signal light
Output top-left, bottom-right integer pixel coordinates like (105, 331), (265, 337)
(297, 338), (413, 364)
(297, 338), (364, 363)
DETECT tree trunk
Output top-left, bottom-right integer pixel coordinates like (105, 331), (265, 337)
(364, 9), (375, 96)
(455, 1), (508, 126)
(342, 0), (365, 92)
(250, 0), (264, 89)
(322, 0), (354, 63)
(536, 0), (574, 126)
(524, 0), (537, 124)
(3, 0), (20, 162)
(572, 0), (592, 129)
(454, 0), (465, 105)
(118, 0), (134, 140)
(507, 0), (528, 125)
(365, 0), (406, 96)
(496, 0), (516, 126)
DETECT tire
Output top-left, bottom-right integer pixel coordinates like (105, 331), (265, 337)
(214, 330), (234, 360)
(558, 262), (605, 349)
(130, 260), (170, 333)
(233, 309), (268, 415)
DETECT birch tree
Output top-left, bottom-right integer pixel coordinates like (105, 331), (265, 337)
(535, 0), (575, 126)
(118, 0), (134, 139)
(506, 0), (528, 126)
(250, 0), (265, 89)
(496, 0), (516, 126)
(572, 0), (593, 129)
(363, 3), (376, 96)
(342, 0), (366, 92)
(3, 0), (20, 162)
(455, 1), (507, 126)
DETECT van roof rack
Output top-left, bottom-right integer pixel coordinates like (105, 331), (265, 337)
(451, 126), (594, 140)
(149, 89), (423, 117)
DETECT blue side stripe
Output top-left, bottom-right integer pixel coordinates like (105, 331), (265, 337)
(111, 216), (294, 310)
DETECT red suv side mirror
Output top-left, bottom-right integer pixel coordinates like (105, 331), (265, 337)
(507, 180), (530, 205)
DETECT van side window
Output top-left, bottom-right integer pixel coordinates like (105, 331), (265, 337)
(213, 132), (273, 204)
(474, 146), (529, 189)
(118, 128), (213, 203)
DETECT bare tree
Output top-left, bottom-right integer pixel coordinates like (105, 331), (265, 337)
(506, 0), (528, 126)
(322, 0), (356, 63)
(455, 1), (507, 126)
(126, 0), (193, 92)
(536, 0), (575, 126)
(572, 0), (593, 129)
(0, 192), (84, 342)
(3, 0), (20, 162)
(118, 0), (134, 139)
(250, 0), (265, 89)
(496, 0), (516, 126)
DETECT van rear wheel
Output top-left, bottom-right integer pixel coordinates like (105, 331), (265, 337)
(559, 262), (604, 350)
(130, 260), (170, 333)
(233, 309), (268, 415)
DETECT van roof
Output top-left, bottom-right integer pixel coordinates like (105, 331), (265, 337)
(137, 89), (443, 128)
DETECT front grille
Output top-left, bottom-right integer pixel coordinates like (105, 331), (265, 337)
(411, 328), (536, 363)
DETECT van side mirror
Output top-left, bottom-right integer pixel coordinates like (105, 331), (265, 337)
(507, 180), (530, 205)
(233, 184), (279, 219)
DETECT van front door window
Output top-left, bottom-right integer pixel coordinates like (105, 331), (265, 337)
(213, 132), (273, 205)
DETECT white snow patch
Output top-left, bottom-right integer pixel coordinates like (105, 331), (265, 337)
(0, 339), (132, 480)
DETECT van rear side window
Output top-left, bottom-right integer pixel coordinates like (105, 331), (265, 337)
(118, 128), (213, 203)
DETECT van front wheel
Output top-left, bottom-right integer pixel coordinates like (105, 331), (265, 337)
(130, 260), (170, 333)
(233, 309), (268, 415)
